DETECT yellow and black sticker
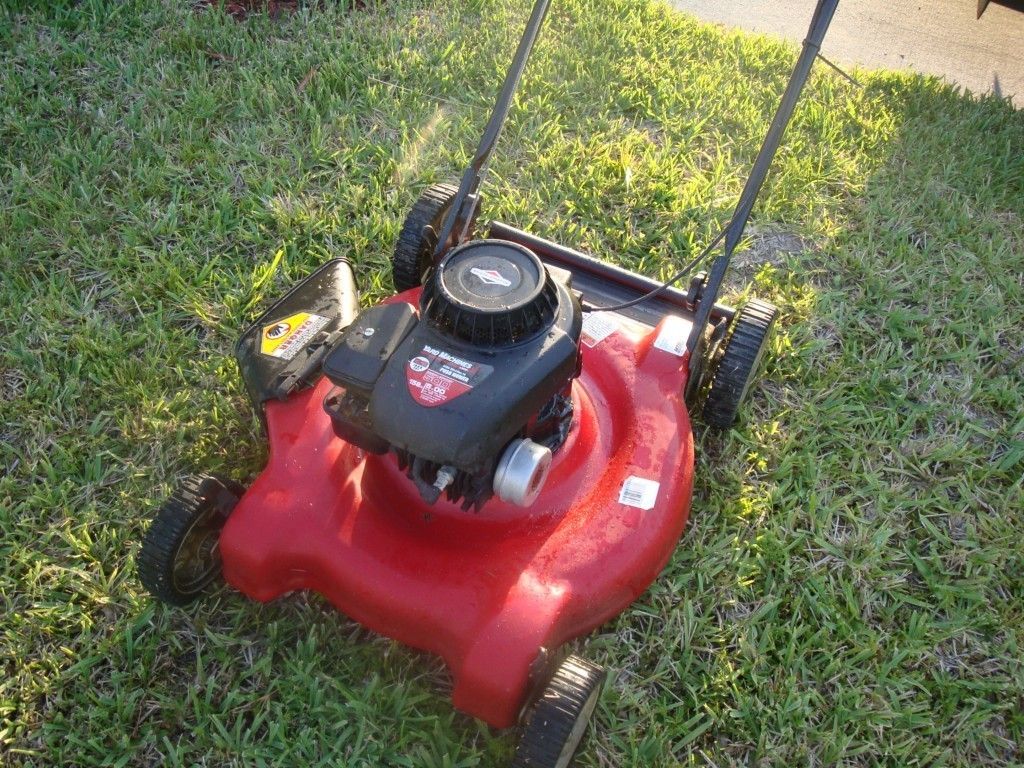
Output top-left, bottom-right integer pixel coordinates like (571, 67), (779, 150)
(259, 311), (330, 361)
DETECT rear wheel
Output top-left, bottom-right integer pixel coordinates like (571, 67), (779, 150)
(512, 655), (606, 768)
(392, 182), (471, 292)
(702, 298), (778, 428)
(138, 474), (244, 606)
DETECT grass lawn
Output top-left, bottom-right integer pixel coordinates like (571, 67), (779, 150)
(2, 0), (1023, 765)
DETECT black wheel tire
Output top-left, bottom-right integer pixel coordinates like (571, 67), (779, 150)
(702, 298), (778, 429)
(138, 474), (245, 606)
(392, 182), (464, 292)
(512, 655), (606, 768)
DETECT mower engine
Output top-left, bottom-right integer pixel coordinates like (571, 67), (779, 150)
(322, 239), (583, 511)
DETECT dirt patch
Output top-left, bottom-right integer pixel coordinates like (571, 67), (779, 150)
(195, 1), (366, 21)
(724, 225), (814, 291)
(734, 227), (811, 270)
(2, 368), (27, 402)
(196, 0), (301, 20)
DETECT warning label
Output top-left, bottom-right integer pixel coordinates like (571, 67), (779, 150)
(581, 313), (619, 348)
(653, 315), (693, 357)
(259, 312), (330, 361)
(406, 344), (493, 407)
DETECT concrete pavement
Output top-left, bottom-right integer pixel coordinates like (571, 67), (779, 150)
(668, 0), (1024, 105)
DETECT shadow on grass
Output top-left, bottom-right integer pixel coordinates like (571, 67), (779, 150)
(646, 78), (1023, 765)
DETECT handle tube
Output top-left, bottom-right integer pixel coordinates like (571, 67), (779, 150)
(432, 0), (554, 260)
(686, 0), (841, 378)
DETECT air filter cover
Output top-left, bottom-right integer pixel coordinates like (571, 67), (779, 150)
(421, 240), (559, 347)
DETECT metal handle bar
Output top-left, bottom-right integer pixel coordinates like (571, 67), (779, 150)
(426, 0), (841, 377)
(686, 0), (840, 383)
(432, 0), (554, 261)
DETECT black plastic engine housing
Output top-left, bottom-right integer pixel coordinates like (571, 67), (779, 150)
(322, 239), (583, 507)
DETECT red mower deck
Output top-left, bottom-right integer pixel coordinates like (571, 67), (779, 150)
(221, 296), (694, 727)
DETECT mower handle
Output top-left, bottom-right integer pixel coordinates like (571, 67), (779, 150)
(685, 0), (840, 393)
(432, 0), (554, 262)
(428, 0), (840, 386)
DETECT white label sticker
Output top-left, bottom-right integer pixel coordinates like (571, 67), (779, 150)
(653, 315), (692, 357)
(618, 476), (660, 510)
(581, 313), (618, 348)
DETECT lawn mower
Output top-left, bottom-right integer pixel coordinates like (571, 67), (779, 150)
(139, 1), (839, 764)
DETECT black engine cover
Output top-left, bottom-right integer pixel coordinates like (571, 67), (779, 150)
(369, 288), (579, 474)
(323, 239), (582, 480)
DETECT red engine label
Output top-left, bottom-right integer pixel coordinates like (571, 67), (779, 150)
(406, 344), (493, 407)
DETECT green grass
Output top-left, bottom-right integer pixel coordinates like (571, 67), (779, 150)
(2, 0), (1022, 765)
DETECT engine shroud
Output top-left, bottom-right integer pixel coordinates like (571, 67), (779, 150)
(322, 240), (582, 509)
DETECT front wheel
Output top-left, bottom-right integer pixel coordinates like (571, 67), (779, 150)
(512, 655), (606, 768)
(137, 474), (244, 606)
